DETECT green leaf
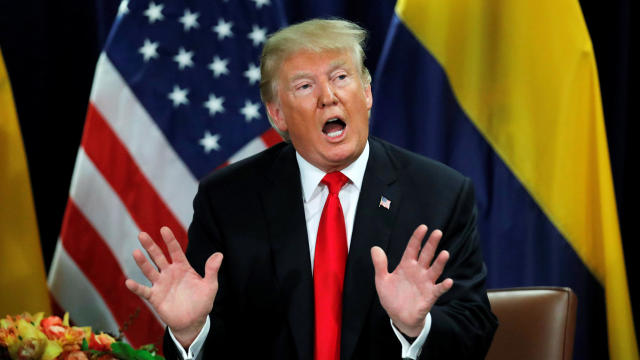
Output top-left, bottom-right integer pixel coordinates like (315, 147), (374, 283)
(108, 341), (165, 360)
(82, 337), (89, 351)
(135, 349), (156, 360)
(111, 342), (138, 359)
(138, 344), (155, 352)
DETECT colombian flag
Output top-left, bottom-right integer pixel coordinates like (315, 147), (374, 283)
(370, 1), (638, 359)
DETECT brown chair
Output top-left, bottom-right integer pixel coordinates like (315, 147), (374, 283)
(486, 287), (577, 360)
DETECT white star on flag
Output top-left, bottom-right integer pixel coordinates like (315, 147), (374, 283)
(199, 131), (221, 153)
(168, 85), (189, 107)
(208, 56), (230, 78)
(204, 93), (225, 116)
(118, 0), (129, 16)
(144, 2), (165, 23)
(212, 18), (234, 40)
(179, 9), (200, 31)
(173, 47), (194, 70)
(250, 0), (271, 9)
(247, 25), (267, 46)
(240, 100), (261, 122)
(139, 39), (159, 62)
(243, 63), (261, 85)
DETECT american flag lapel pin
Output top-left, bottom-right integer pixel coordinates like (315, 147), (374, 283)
(379, 195), (391, 210)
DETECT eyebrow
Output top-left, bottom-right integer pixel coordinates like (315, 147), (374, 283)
(286, 59), (350, 84)
(288, 71), (314, 84)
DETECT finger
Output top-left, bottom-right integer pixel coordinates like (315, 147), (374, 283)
(132, 249), (160, 283)
(433, 278), (454, 298)
(426, 250), (450, 282)
(125, 278), (152, 300)
(400, 225), (427, 264)
(138, 231), (170, 270)
(203, 252), (224, 285)
(161, 226), (189, 264)
(371, 246), (389, 279)
(418, 229), (443, 267)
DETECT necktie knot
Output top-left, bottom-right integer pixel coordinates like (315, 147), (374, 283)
(321, 171), (349, 195)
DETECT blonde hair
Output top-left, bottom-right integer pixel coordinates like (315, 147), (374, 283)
(259, 18), (371, 141)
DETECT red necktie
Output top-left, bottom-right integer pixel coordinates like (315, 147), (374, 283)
(314, 171), (349, 360)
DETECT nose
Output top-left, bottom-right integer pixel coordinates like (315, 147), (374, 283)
(318, 81), (338, 108)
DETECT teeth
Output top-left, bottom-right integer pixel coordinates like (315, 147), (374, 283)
(327, 118), (340, 123)
(327, 129), (344, 138)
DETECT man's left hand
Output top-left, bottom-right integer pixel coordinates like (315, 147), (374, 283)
(371, 225), (454, 337)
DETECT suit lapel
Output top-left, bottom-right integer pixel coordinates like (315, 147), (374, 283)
(341, 139), (402, 360)
(260, 145), (314, 360)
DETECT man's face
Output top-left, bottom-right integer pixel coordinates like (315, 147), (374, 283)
(266, 49), (372, 172)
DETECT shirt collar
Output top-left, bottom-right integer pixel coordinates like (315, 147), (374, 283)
(296, 140), (370, 202)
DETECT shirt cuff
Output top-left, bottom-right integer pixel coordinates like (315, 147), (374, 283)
(168, 316), (210, 360)
(390, 313), (432, 359)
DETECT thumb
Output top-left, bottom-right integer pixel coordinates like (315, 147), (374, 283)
(204, 252), (223, 285)
(371, 246), (389, 278)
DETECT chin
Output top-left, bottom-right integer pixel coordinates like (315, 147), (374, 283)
(323, 148), (358, 169)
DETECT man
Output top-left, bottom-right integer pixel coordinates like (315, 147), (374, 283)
(126, 19), (497, 359)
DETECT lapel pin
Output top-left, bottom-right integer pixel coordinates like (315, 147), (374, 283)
(379, 195), (391, 210)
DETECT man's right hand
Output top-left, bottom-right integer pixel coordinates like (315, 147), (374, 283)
(125, 226), (223, 349)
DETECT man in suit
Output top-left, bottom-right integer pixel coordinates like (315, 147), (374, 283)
(126, 19), (497, 359)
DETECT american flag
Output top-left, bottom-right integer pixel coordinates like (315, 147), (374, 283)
(379, 195), (391, 210)
(47, 0), (285, 348)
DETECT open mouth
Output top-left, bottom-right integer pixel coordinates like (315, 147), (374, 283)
(322, 117), (346, 138)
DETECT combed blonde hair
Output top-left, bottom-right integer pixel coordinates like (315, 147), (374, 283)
(259, 18), (371, 141)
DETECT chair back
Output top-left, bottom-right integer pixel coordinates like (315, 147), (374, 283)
(486, 286), (577, 360)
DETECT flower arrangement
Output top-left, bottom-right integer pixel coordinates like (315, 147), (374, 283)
(0, 313), (163, 360)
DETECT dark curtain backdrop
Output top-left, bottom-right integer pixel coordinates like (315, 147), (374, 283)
(0, 0), (636, 350)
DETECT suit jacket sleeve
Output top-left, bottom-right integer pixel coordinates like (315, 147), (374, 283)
(419, 178), (497, 359)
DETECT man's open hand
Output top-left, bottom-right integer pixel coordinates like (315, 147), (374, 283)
(125, 226), (223, 348)
(371, 225), (453, 337)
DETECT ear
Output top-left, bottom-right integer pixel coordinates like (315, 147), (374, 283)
(266, 102), (288, 132)
(364, 83), (373, 110)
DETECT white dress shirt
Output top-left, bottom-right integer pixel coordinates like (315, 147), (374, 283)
(170, 141), (431, 359)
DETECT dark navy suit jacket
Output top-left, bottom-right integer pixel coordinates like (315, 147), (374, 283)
(163, 137), (497, 359)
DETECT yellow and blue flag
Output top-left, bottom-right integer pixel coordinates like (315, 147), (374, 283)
(370, 1), (638, 359)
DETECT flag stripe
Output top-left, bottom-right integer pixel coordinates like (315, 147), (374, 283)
(61, 199), (164, 346)
(90, 54), (197, 230)
(69, 148), (151, 288)
(260, 128), (283, 148)
(82, 103), (188, 251)
(48, 242), (122, 336)
(227, 133), (268, 164)
(226, 128), (282, 165)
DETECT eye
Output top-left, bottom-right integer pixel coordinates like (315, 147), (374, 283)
(334, 73), (348, 81)
(332, 72), (349, 85)
(292, 81), (314, 95)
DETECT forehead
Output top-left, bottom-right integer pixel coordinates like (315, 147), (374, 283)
(278, 49), (357, 79)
